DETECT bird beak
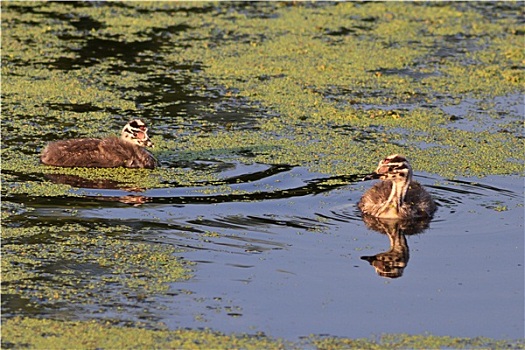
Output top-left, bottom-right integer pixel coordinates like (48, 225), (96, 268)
(135, 131), (154, 148)
(362, 172), (381, 181)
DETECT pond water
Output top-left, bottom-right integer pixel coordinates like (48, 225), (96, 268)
(159, 172), (524, 340)
(5, 164), (524, 340)
(2, 1), (524, 345)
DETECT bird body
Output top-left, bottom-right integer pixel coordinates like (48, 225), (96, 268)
(40, 119), (157, 169)
(358, 154), (436, 219)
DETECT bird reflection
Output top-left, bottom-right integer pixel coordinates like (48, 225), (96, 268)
(360, 215), (432, 278)
(44, 174), (151, 206)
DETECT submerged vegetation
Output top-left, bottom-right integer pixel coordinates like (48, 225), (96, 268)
(1, 1), (523, 347)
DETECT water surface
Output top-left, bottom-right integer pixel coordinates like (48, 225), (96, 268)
(5, 164), (523, 340)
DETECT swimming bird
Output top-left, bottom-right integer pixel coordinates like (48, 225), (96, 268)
(40, 119), (157, 169)
(358, 154), (436, 219)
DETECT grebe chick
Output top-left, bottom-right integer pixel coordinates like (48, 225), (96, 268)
(358, 154), (436, 219)
(40, 119), (157, 169)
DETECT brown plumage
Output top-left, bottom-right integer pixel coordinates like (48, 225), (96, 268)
(358, 154), (436, 219)
(40, 119), (157, 169)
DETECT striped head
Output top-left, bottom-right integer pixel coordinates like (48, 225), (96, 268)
(364, 154), (412, 182)
(121, 119), (154, 148)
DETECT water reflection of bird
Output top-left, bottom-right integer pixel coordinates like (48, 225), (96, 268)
(358, 154), (436, 219)
(40, 119), (157, 169)
(360, 216), (431, 279)
(43, 173), (151, 206)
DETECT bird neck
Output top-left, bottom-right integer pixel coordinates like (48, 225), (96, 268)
(378, 176), (411, 218)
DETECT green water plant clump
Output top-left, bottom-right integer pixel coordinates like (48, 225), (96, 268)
(2, 222), (192, 308)
(2, 317), (523, 350)
(2, 1), (523, 186)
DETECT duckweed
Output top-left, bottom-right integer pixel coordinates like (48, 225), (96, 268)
(310, 333), (525, 350)
(2, 317), (523, 350)
(2, 1), (523, 185)
(1, 317), (289, 350)
(2, 223), (192, 306)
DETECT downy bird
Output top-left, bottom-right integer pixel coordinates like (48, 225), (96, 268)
(40, 119), (157, 169)
(358, 154), (436, 219)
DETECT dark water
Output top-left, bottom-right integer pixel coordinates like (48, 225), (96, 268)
(8, 164), (524, 340)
